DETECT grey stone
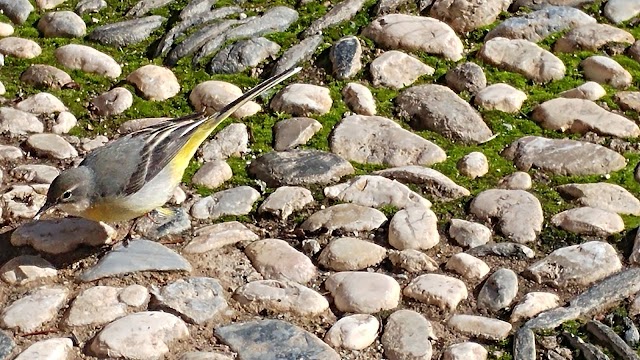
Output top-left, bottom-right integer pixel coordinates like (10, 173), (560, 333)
(448, 315), (512, 341)
(215, 319), (339, 360)
(604, 0), (640, 23)
(331, 115), (446, 166)
(300, 203), (387, 234)
(552, 207), (625, 236)
(89, 15), (165, 47)
(374, 165), (470, 201)
(363, 14), (464, 61)
(20, 64), (73, 90)
(554, 23), (634, 53)
(430, 0), (511, 33)
(324, 175), (431, 209)
(466, 242), (535, 259)
(382, 309), (434, 360)
(581, 55), (632, 89)
(245, 238), (316, 283)
(249, 149), (353, 187)
(55, 44), (121, 78)
(503, 136), (627, 176)
(375, 0), (412, 14)
(75, 0), (107, 14)
(26, 133), (77, 160)
(12, 218), (116, 254)
(201, 123), (249, 161)
(271, 35), (323, 76)
(11, 164), (59, 183)
(0, 107), (43, 136)
(477, 268), (519, 312)
(330, 36), (362, 79)
(179, 0), (217, 20)
(449, 219), (492, 248)
(470, 189), (543, 243)
(184, 221), (258, 254)
(318, 237), (387, 271)
(585, 320), (639, 360)
(38, 11), (86, 38)
(0, 37), (41, 59)
(126, 0), (174, 17)
(0, 0), (33, 24)
(270, 83), (333, 116)
(181, 352), (234, 360)
(152, 277), (227, 324)
(79, 239), (192, 282)
(191, 160), (232, 189)
(134, 208), (191, 240)
(210, 37), (280, 74)
(397, 84), (493, 143)
(0, 331), (13, 359)
(525, 241), (622, 287)
(342, 82), (376, 115)
(190, 186), (260, 220)
(479, 37), (565, 83)
(445, 62), (487, 94)
(273, 117), (322, 151)
(326, 271), (400, 313)
(233, 280), (329, 316)
(303, 0), (365, 37)
(259, 186), (314, 220)
(485, 6), (595, 42)
(511, 0), (597, 10)
(615, 91), (640, 112)
(370, 50), (433, 89)
(64, 285), (149, 327)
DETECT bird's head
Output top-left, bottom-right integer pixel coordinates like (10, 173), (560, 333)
(35, 167), (95, 220)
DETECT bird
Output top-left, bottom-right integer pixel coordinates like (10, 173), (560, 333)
(34, 67), (301, 223)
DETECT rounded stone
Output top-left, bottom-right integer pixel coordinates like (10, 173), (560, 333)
(458, 152), (489, 178)
(477, 268), (519, 312)
(325, 271), (401, 313)
(445, 253), (490, 280)
(37, 11), (86, 38)
(325, 314), (379, 350)
(0, 37), (41, 59)
(91, 87), (133, 116)
(127, 64), (180, 101)
(270, 83), (333, 116)
(26, 133), (78, 159)
(244, 238), (317, 284)
(318, 237), (387, 271)
(190, 80), (261, 118)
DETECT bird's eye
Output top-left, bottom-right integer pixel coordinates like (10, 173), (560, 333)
(62, 191), (72, 200)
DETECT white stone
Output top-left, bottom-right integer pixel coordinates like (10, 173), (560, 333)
(559, 81), (606, 101)
(184, 221), (259, 254)
(325, 175), (431, 210)
(52, 111), (77, 134)
(582, 55), (632, 89)
(445, 253), (490, 280)
(0, 37), (41, 59)
(510, 292), (560, 322)
(192, 160), (232, 189)
(318, 237), (387, 271)
(325, 314), (379, 350)
(127, 64), (180, 101)
(190, 80), (261, 118)
(342, 82), (376, 115)
(1, 287), (68, 332)
(458, 152), (489, 178)
(551, 206), (625, 236)
(26, 133), (78, 159)
(245, 238), (317, 284)
(12, 218), (116, 254)
(259, 186), (314, 220)
(443, 342), (488, 360)
(474, 83), (526, 113)
(271, 83), (333, 116)
(325, 271), (400, 313)
(0, 255), (57, 285)
(15, 338), (73, 360)
(388, 206), (439, 250)
(0, 23), (13, 37)
(65, 285), (148, 327)
(448, 219), (492, 248)
(403, 273), (468, 311)
(16, 92), (67, 114)
(448, 314), (511, 341)
(55, 44), (121, 78)
(233, 279), (329, 316)
(370, 50), (434, 89)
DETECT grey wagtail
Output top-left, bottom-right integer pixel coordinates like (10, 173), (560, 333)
(34, 66), (301, 222)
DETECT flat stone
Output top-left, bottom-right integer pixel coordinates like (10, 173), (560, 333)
(233, 279), (329, 316)
(127, 64), (180, 101)
(1, 184), (47, 220)
(604, 0), (640, 23)
(303, 0), (365, 37)
(249, 149), (353, 187)
(581, 55), (632, 89)
(474, 83), (527, 113)
(370, 50), (433, 89)
(342, 83), (376, 115)
(0, 0), (33, 24)
(89, 311), (189, 359)
(404, 273), (468, 311)
(190, 186), (260, 220)
(259, 186), (314, 220)
(89, 15), (165, 46)
(318, 237), (387, 271)
(134, 207), (191, 240)
(80, 135), (109, 152)
(331, 114), (446, 166)
(477, 268), (519, 312)
(448, 315), (512, 341)
(397, 84), (493, 143)
(245, 238), (316, 283)
(497, 171), (532, 190)
(470, 189), (543, 243)
(0, 255), (57, 285)
(14, 338), (73, 360)
(79, 239), (192, 281)
(325, 314), (379, 350)
(485, 6), (595, 42)
(525, 241), (622, 287)
(449, 219), (492, 248)
(26, 133), (77, 160)
(11, 164), (59, 183)
(503, 136), (626, 176)
(445, 253), (490, 280)
(271, 35), (323, 77)
(458, 151), (489, 178)
(0, 107), (43, 136)
(38, 11), (86, 38)
(0, 145), (23, 160)
(363, 14), (463, 61)
(55, 44), (121, 78)
(551, 207), (624, 236)
(479, 37), (565, 83)
(330, 36), (362, 80)
(300, 203), (387, 234)
(271, 83), (332, 116)
(388, 206), (439, 251)
(200, 123), (249, 161)
(12, 218), (116, 254)
(615, 91), (640, 112)
(466, 242), (535, 259)
(555, 23), (634, 53)
(446, 62), (487, 94)
(430, 0), (510, 33)
(53, 112), (77, 134)
(65, 285), (149, 326)
(184, 221), (258, 254)
(75, 0), (107, 14)
(192, 160), (232, 189)
(325, 271), (400, 313)
(273, 117), (322, 151)
(215, 319), (340, 360)
(559, 81), (606, 100)
(190, 80), (261, 118)
(16, 92), (67, 114)
(324, 175), (431, 209)
(511, 292), (561, 323)
(179, 0), (219, 20)
(533, 97), (638, 138)
(375, 165), (470, 201)
(180, 352), (234, 360)
(443, 342), (488, 360)
(210, 37), (280, 74)
(389, 249), (438, 272)
(91, 87), (133, 116)
(36, 0), (67, 10)
(0, 287), (68, 332)
(0, 37), (41, 59)
(382, 309), (434, 360)
(152, 277), (227, 324)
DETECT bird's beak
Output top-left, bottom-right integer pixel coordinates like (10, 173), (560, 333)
(33, 202), (54, 220)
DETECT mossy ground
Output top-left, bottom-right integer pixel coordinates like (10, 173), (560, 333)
(3, 0), (640, 357)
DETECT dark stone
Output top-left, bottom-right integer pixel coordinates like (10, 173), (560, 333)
(466, 242), (535, 259)
(20, 64), (74, 90)
(271, 35), (323, 76)
(166, 20), (238, 66)
(215, 319), (340, 360)
(0, 0), (33, 24)
(375, 0), (412, 14)
(0, 331), (14, 360)
(302, 0), (365, 37)
(210, 37), (280, 74)
(563, 332), (609, 360)
(88, 15), (166, 47)
(513, 327), (536, 360)
(248, 149), (354, 187)
(586, 320), (640, 360)
(329, 36), (362, 80)
(477, 268), (519, 312)
(445, 62), (487, 94)
(623, 317), (639, 347)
